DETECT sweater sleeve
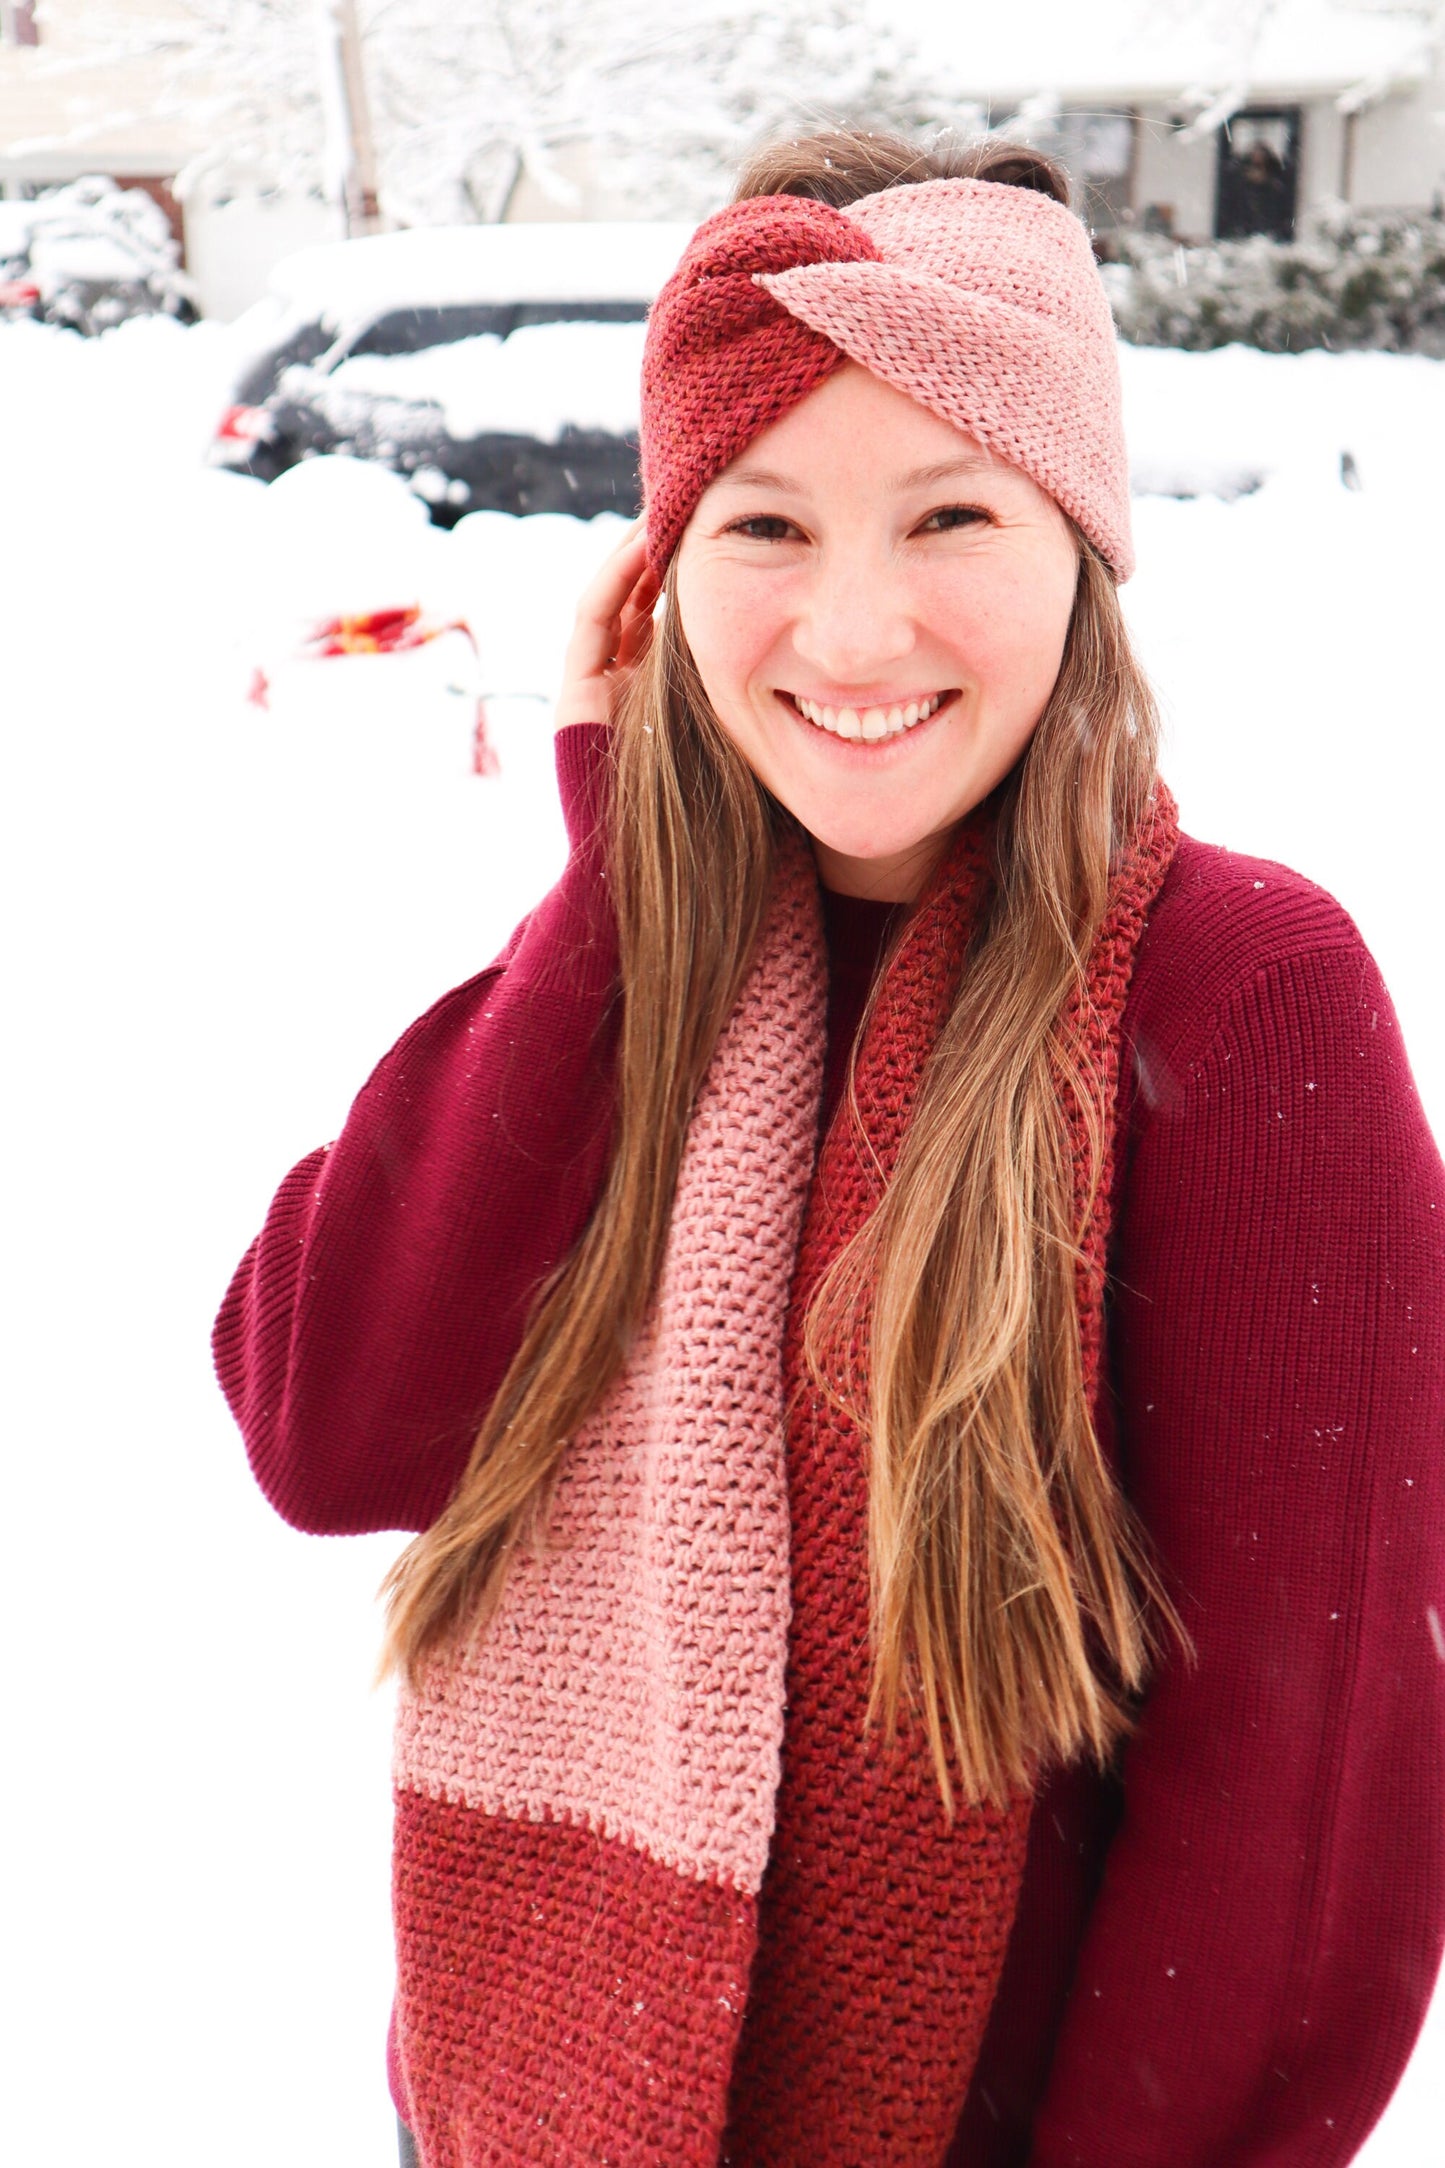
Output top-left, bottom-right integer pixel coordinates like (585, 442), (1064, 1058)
(1028, 880), (1445, 2166)
(210, 723), (621, 1536)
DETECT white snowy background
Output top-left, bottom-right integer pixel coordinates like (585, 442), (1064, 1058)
(3, 308), (1443, 2165)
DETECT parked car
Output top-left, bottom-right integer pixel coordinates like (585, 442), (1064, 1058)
(0, 175), (197, 335)
(209, 222), (690, 525)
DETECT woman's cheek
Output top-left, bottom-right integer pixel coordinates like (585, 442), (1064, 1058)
(928, 567), (1070, 712)
(684, 581), (784, 710)
(679, 561), (747, 651)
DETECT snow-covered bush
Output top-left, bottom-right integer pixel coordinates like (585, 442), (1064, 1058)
(1101, 209), (1445, 357)
(0, 176), (198, 336)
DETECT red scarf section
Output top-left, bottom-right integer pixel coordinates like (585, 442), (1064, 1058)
(724, 792), (1180, 2160)
(393, 791), (1180, 2167)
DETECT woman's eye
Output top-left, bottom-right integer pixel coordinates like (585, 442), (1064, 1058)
(726, 515), (798, 542)
(919, 504), (989, 533)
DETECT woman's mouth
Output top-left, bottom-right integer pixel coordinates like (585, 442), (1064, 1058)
(785, 691), (952, 742)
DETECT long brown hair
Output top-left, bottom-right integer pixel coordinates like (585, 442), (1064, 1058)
(379, 129), (1186, 1812)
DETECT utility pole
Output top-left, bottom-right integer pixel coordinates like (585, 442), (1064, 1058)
(317, 0), (382, 236)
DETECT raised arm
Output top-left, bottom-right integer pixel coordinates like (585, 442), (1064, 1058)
(211, 723), (621, 1535)
(1028, 875), (1445, 2164)
(213, 519), (661, 1537)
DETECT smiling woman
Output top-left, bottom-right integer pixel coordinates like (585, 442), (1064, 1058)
(673, 371), (1079, 897)
(213, 128), (1445, 2168)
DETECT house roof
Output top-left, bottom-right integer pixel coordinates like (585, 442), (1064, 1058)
(898, 0), (1440, 106)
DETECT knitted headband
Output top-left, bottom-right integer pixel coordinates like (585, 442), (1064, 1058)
(639, 177), (1134, 583)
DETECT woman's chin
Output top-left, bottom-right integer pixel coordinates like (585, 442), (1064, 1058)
(796, 811), (961, 899)
(806, 823), (938, 866)
(787, 784), (965, 869)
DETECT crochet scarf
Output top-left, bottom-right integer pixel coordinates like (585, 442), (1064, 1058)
(391, 791), (1180, 2168)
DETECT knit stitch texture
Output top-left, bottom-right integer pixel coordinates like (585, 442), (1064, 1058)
(389, 792), (1179, 2164)
(391, 829), (827, 2166)
(639, 195), (872, 576)
(215, 721), (1445, 2165)
(722, 793), (1179, 2161)
(640, 180), (1134, 580)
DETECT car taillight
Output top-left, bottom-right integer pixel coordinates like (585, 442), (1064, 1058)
(0, 279), (40, 307)
(215, 403), (270, 444)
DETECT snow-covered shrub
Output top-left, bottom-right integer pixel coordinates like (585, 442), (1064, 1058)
(1101, 208), (1445, 356)
(0, 176), (198, 335)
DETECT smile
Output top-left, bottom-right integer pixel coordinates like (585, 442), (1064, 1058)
(787, 691), (950, 742)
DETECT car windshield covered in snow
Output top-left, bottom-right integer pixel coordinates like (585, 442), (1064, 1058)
(212, 223), (686, 525)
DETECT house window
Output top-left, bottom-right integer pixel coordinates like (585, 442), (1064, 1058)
(1053, 110), (1137, 232)
(1, 1), (40, 43)
(1215, 108), (1301, 241)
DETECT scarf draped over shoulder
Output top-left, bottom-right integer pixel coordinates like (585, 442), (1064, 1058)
(391, 789), (1180, 2167)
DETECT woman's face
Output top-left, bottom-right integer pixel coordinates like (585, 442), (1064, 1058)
(673, 362), (1080, 900)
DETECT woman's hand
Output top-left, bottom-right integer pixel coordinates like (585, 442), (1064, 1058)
(553, 518), (662, 732)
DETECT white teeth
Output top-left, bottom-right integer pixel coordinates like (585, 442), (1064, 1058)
(793, 692), (947, 740)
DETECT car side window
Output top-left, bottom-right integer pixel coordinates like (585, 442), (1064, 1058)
(342, 300), (652, 362)
(345, 305), (515, 358)
(507, 301), (650, 331)
(235, 319), (338, 403)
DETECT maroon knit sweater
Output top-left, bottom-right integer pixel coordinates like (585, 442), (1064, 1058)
(213, 724), (1445, 2166)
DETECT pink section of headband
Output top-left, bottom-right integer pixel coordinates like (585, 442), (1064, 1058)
(756, 177), (1134, 580)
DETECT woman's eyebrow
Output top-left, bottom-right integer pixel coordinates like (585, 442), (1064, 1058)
(716, 453), (1001, 495)
(719, 465), (801, 492)
(896, 455), (999, 488)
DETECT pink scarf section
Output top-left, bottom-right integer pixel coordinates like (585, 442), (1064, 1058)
(389, 789), (1181, 2166)
(394, 826), (826, 1894)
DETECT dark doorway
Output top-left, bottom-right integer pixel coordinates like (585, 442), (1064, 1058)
(1215, 108), (1301, 240)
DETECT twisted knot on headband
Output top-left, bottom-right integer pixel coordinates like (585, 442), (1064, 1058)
(639, 197), (882, 576)
(639, 179), (1135, 583)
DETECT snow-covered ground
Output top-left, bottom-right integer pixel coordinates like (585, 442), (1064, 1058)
(3, 309), (1442, 2167)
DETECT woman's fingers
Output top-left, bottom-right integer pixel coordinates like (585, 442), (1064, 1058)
(614, 563), (662, 671)
(566, 520), (648, 663)
(554, 519), (661, 731)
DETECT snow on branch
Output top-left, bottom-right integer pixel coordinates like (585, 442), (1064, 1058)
(38, 0), (983, 225)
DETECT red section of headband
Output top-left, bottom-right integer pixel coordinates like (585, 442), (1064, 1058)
(640, 196), (882, 576)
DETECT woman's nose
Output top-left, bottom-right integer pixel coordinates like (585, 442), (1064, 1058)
(789, 556), (916, 683)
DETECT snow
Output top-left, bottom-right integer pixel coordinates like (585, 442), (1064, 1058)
(0, 199), (34, 253)
(318, 318), (651, 442)
(0, 176), (187, 313)
(894, 0), (1437, 102)
(265, 219), (691, 317)
(1119, 341), (1445, 502)
(3, 306), (1443, 2167)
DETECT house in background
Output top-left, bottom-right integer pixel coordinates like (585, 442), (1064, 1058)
(1, 0), (197, 248)
(0, 0), (341, 318)
(905, 0), (1445, 242)
(2, 0), (1442, 319)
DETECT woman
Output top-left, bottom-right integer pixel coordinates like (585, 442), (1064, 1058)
(214, 133), (1445, 2167)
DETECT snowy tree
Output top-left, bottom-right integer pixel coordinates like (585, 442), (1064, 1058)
(371, 0), (985, 225)
(30, 3), (333, 205)
(36, 0), (984, 227)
